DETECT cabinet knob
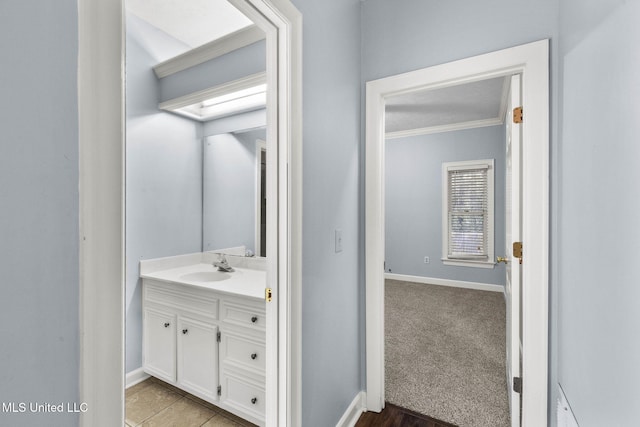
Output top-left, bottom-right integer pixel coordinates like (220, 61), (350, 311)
(251, 397), (257, 405)
(251, 353), (257, 360)
(251, 316), (258, 323)
(182, 329), (188, 335)
(164, 322), (170, 328)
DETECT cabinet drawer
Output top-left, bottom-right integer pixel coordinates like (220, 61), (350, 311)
(144, 281), (218, 320)
(221, 332), (265, 374)
(221, 371), (265, 420)
(221, 301), (265, 332)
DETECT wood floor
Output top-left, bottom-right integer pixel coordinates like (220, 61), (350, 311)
(355, 403), (458, 427)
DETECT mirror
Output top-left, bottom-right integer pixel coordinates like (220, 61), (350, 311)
(127, 0), (269, 259)
(203, 126), (267, 256)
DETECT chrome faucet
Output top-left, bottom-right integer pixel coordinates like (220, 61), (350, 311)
(213, 254), (234, 272)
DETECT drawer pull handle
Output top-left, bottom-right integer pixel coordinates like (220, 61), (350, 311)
(251, 353), (257, 360)
(182, 329), (188, 335)
(251, 397), (257, 405)
(164, 322), (170, 328)
(251, 316), (258, 323)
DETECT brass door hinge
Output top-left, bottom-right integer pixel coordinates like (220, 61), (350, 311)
(513, 242), (523, 264)
(513, 106), (523, 124)
(265, 287), (273, 302)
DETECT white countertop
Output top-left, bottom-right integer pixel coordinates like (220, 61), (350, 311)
(140, 253), (266, 300)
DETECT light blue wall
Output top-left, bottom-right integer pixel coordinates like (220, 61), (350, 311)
(361, 0), (559, 83)
(159, 40), (266, 103)
(13, 2), (640, 426)
(203, 109), (266, 136)
(203, 128), (265, 253)
(385, 126), (506, 286)
(557, 1), (640, 425)
(291, 0), (363, 425)
(0, 1), (79, 426)
(125, 14), (203, 373)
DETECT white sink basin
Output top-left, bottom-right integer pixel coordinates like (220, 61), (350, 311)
(179, 271), (231, 282)
(140, 255), (266, 299)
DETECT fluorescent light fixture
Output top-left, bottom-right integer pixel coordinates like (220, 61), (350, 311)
(201, 84), (266, 107)
(169, 84), (267, 121)
(159, 73), (268, 122)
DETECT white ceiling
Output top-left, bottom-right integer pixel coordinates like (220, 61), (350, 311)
(126, 0), (253, 49)
(385, 76), (509, 135)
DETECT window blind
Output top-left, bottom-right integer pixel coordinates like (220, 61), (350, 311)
(447, 166), (489, 259)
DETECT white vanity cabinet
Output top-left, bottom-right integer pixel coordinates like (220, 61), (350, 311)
(142, 278), (265, 426)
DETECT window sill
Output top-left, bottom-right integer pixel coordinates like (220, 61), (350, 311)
(441, 259), (496, 269)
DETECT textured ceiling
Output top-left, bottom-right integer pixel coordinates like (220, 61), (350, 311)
(385, 76), (509, 134)
(126, 0), (253, 49)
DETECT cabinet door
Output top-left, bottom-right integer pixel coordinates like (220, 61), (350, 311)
(177, 316), (219, 401)
(143, 308), (176, 383)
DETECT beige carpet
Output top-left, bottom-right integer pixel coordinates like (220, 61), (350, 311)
(385, 279), (510, 427)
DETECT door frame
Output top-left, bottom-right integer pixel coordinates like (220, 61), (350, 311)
(77, 0), (302, 425)
(365, 40), (549, 426)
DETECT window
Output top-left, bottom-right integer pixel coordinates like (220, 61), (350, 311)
(442, 159), (495, 268)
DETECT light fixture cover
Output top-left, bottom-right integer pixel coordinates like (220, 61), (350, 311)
(170, 84), (267, 121)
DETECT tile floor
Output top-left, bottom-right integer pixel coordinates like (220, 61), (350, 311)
(126, 377), (257, 427)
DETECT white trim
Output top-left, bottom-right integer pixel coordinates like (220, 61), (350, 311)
(498, 76), (511, 127)
(226, 1), (303, 426)
(78, 0), (125, 425)
(386, 117), (503, 140)
(335, 392), (366, 427)
(78, 0), (302, 426)
(153, 25), (266, 78)
(365, 40), (549, 427)
(441, 259), (496, 268)
(125, 368), (150, 389)
(385, 273), (503, 293)
(159, 72), (266, 113)
(557, 384), (580, 427)
(441, 158), (495, 267)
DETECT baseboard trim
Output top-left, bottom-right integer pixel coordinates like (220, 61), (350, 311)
(125, 367), (150, 389)
(336, 391), (365, 427)
(557, 384), (579, 427)
(384, 273), (503, 293)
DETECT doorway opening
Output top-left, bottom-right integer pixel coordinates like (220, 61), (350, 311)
(77, 0), (302, 425)
(383, 74), (516, 425)
(365, 40), (549, 426)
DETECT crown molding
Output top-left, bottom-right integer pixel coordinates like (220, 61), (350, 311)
(385, 116), (504, 140)
(153, 25), (265, 78)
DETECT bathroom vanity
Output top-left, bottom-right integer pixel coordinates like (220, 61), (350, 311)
(140, 253), (266, 426)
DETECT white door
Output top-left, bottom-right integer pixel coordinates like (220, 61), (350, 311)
(504, 74), (523, 427)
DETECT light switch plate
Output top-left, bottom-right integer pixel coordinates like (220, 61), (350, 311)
(335, 229), (343, 253)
